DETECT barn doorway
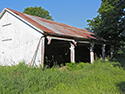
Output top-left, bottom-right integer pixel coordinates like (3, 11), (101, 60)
(75, 43), (90, 63)
(44, 39), (70, 67)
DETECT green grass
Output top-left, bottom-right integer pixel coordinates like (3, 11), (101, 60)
(0, 59), (125, 94)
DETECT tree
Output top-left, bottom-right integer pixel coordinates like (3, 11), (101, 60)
(86, 0), (125, 54)
(23, 6), (54, 21)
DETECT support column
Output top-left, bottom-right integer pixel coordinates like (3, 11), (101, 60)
(110, 45), (113, 58)
(41, 37), (45, 69)
(102, 44), (106, 60)
(70, 43), (75, 63)
(90, 43), (95, 64)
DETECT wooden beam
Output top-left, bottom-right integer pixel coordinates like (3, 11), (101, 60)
(102, 44), (106, 60)
(110, 45), (113, 58)
(30, 37), (42, 66)
(46, 36), (52, 45)
(41, 37), (45, 69)
(47, 36), (74, 42)
(77, 41), (90, 44)
(90, 43), (95, 64)
(47, 36), (77, 46)
(70, 43), (75, 63)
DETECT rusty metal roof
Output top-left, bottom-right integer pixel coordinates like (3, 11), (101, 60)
(5, 8), (105, 41)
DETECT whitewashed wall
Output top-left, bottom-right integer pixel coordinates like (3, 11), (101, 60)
(0, 11), (43, 66)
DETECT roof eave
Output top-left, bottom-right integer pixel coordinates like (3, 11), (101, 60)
(0, 8), (7, 19)
(43, 31), (106, 42)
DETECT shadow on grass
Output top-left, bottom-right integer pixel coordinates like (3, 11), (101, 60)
(116, 54), (125, 69)
(117, 82), (125, 94)
(110, 54), (125, 69)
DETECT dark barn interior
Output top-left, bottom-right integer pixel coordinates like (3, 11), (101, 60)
(105, 45), (110, 57)
(94, 44), (110, 59)
(94, 44), (102, 59)
(44, 38), (93, 67)
(75, 43), (90, 63)
(44, 39), (70, 67)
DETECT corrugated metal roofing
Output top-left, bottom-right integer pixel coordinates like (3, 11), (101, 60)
(5, 8), (104, 41)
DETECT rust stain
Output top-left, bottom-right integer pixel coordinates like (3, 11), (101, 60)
(7, 8), (55, 34)
(6, 8), (104, 41)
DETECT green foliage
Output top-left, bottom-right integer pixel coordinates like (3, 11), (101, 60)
(66, 62), (90, 71)
(85, 0), (125, 54)
(115, 54), (125, 69)
(23, 6), (54, 21)
(0, 60), (125, 94)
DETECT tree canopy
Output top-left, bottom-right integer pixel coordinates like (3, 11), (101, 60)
(86, 0), (125, 53)
(23, 6), (54, 21)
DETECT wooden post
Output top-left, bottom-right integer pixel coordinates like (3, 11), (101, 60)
(41, 37), (45, 69)
(110, 45), (113, 58)
(70, 43), (75, 63)
(90, 43), (95, 64)
(102, 44), (106, 60)
(30, 37), (42, 66)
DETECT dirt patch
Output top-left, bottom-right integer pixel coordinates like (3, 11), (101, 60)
(59, 66), (67, 71)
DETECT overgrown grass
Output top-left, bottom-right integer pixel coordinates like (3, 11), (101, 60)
(0, 60), (125, 94)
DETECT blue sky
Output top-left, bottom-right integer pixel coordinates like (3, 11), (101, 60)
(0, 0), (101, 29)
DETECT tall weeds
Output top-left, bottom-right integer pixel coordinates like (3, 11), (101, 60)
(0, 60), (125, 94)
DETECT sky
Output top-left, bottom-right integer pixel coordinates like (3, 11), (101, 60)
(0, 0), (101, 29)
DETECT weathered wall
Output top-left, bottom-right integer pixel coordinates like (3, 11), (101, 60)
(0, 11), (43, 66)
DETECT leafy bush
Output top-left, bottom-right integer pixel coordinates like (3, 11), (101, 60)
(0, 60), (125, 94)
(66, 62), (90, 71)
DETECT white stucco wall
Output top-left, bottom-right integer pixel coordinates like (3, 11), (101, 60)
(0, 11), (44, 66)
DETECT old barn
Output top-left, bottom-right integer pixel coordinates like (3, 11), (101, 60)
(0, 8), (113, 68)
